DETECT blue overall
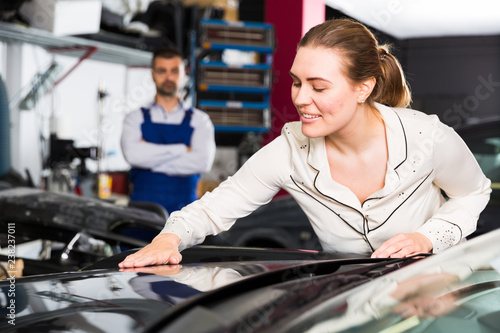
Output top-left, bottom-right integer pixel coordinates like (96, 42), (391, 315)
(129, 107), (200, 215)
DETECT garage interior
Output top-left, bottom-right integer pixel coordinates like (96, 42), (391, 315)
(1, 2), (500, 330)
(0, 1), (499, 250)
(0, 0), (498, 198)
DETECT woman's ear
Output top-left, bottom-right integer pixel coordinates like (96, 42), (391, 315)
(357, 77), (376, 103)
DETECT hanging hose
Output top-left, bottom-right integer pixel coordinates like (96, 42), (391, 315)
(0, 74), (11, 176)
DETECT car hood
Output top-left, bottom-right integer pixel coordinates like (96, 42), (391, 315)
(0, 262), (302, 332)
(0, 246), (404, 333)
(3, 230), (500, 333)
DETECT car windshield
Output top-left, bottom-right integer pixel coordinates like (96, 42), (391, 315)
(291, 230), (500, 333)
(460, 125), (500, 206)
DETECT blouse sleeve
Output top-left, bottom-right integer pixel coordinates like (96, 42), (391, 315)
(416, 120), (491, 252)
(160, 133), (293, 250)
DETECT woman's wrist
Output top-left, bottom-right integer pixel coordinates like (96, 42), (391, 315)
(153, 232), (181, 247)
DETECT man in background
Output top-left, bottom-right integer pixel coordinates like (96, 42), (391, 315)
(121, 46), (215, 214)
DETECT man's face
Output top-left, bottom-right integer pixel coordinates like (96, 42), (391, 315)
(151, 56), (186, 97)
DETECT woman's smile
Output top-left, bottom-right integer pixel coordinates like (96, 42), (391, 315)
(300, 112), (322, 122)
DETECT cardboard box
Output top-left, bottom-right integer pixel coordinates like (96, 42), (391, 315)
(182, 0), (238, 21)
(19, 0), (102, 36)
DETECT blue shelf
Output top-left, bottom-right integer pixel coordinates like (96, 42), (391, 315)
(201, 43), (274, 54)
(199, 61), (271, 70)
(201, 19), (274, 29)
(196, 19), (275, 135)
(214, 125), (270, 133)
(199, 18), (274, 53)
(198, 100), (269, 109)
(198, 85), (270, 93)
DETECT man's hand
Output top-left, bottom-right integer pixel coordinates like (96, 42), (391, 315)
(119, 233), (182, 268)
(371, 232), (432, 258)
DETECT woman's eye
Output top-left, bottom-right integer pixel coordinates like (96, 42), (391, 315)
(313, 87), (326, 92)
(292, 82), (301, 87)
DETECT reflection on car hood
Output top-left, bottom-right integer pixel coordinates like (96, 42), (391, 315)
(0, 246), (414, 333)
(3, 230), (500, 333)
(303, 229), (500, 333)
(0, 262), (295, 332)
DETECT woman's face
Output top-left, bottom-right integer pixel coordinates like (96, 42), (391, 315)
(290, 46), (363, 139)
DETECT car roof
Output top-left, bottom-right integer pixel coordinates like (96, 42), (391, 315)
(455, 116), (500, 133)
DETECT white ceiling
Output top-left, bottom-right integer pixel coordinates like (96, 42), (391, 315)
(324, 0), (500, 39)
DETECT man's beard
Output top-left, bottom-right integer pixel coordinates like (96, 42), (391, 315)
(156, 80), (177, 97)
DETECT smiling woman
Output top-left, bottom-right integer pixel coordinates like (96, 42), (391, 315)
(289, 20), (410, 206)
(119, 19), (491, 269)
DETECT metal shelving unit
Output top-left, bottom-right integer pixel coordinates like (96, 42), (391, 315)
(196, 19), (275, 133)
(0, 21), (152, 67)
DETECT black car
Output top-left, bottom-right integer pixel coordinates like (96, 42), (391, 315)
(2, 228), (500, 332)
(203, 194), (322, 250)
(0, 187), (167, 274)
(455, 117), (500, 238)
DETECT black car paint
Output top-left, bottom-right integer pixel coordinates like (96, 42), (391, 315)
(203, 195), (322, 250)
(0, 187), (166, 273)
(0, 245), (422, 333)
(5, 227), (500, 333)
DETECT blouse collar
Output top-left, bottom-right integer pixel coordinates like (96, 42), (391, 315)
(306, 103), (409, 206)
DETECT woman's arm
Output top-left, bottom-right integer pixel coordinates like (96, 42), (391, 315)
(372, 120), (491, 258)
(119, 134), (293, 266)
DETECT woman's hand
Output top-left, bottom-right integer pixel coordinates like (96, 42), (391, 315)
(119, 264), (183, 276)
(118, 233), (182, 268)
(371, 232), (432, 258)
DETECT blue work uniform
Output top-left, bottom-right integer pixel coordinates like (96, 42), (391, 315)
(129, 107), (200, 214)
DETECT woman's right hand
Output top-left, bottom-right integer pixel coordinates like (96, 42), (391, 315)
(118, 233), (182, 268)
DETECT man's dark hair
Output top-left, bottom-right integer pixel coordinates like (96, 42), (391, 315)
(152, 46), (184, 67)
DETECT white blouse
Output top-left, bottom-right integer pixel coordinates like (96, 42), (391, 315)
(161, 103), (491, 255)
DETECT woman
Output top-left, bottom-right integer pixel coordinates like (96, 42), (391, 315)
(119, 19), (491, 268)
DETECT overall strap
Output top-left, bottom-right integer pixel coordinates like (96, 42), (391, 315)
(180, 108), (193, 126)
(140, 107), (152, 124)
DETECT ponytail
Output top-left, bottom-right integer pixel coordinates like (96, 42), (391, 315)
(372, 46), (412, 108)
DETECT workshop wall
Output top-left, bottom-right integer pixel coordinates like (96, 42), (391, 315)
(0, 42), (154, 186)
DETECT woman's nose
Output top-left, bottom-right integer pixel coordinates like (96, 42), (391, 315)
(293, 87), (311, 106)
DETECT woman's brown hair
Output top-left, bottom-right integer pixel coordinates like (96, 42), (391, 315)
(298, 19), (411, 108)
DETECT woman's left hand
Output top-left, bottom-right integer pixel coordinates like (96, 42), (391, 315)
(371, 232), (433, 258)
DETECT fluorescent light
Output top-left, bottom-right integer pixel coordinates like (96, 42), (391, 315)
(324, 0), (500, 39)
